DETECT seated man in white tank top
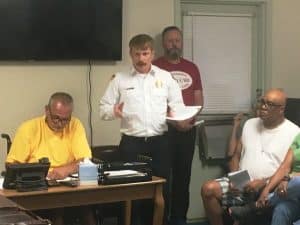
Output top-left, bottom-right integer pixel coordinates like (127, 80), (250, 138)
(201, 88), (300, 225)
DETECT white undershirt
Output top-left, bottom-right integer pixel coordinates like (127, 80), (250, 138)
(239, 118), (300, 180)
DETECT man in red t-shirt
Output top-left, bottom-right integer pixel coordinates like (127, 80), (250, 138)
(153, 26), (204, 225)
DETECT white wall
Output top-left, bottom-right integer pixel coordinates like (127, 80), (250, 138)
(271, 0), (300, 98)
(0, 0), (175, 168)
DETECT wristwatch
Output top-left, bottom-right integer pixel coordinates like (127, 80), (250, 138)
(282, 174), (291, 182)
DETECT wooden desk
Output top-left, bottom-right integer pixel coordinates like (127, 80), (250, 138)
(0, 176), (165, 225)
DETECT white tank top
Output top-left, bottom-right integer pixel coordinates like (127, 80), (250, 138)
(239, 118), (300, 180)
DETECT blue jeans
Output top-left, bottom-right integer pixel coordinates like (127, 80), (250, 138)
(268, 177), (300, 225)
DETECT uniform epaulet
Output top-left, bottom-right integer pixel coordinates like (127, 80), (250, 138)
(110, 74), (116, 80)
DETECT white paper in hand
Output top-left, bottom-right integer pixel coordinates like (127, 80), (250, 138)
(104, 170), (140, 178)
(166, 106), (202, 121)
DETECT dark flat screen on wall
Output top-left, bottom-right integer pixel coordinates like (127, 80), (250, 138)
(0, 0), (122, 60)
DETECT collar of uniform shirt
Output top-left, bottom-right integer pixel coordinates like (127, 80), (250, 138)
(130, 66), (155, 76)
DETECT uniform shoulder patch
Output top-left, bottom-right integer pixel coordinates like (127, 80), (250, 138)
(110, 74), (116, 80)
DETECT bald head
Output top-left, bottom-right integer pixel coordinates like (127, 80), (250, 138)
(48, 92), (73, 108)
(264, 88), (287, 109)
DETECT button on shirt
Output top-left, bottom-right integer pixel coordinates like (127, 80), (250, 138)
(99, 65), (184, 137)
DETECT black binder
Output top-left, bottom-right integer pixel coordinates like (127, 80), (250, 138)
(98, 161), (152, 185)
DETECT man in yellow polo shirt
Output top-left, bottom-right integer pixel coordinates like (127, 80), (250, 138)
(6, 92), (96, 225)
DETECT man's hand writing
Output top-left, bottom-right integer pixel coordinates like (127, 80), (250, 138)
(47, 162), (78, 180)
(47, 167), (70, 180)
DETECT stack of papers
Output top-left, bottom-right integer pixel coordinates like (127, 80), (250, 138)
(166, 106), (202, 121)
(0, 177), (4, 189)
(104, 170), (145, 178)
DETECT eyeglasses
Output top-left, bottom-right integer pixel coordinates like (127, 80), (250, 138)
(48, 108), (71, 124)
(258, 98), (283, 110)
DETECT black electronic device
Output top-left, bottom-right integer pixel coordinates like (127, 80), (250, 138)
(0, 0), (122, 60)
(97, 161), (152, 185)
(104, 161), (151, 172)
(3, 158), (50, 192)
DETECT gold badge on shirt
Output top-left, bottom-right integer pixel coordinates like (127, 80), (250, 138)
(155, 79), (163, 88)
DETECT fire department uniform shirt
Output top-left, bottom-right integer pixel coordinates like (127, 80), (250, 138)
(99, 65), (184, 137)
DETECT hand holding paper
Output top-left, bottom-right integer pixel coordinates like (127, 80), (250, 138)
(166, 106), (202, 131)
(175, 118), (195, 131)
(166, 106), (202, 121)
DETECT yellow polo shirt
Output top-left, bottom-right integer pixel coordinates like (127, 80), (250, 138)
(6, 116), (91, 169)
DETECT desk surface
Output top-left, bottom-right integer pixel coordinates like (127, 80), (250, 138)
(1, 176), (164, 197)
(0, 176), (165, 225)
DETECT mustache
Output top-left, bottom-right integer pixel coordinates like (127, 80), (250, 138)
(166, 48), (182, 58)
(169, 47), (180, 51)
(137, 61), (147, 66)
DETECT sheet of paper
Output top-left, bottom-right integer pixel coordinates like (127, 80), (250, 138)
(0, 177), (4, 189)
(166, 106), (202, 121)
(47, 176), (78, 182)
(69, 173), (78, 178)
(104, 170), (140, 177)
(194, 120), (204, 127)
